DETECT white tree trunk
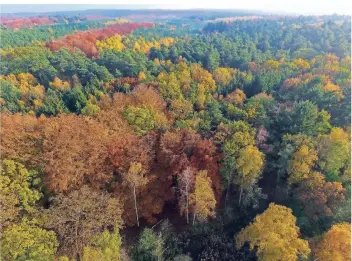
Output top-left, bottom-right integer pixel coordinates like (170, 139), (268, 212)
(133, 186), (139, 227)
(186, 189), (189, 224)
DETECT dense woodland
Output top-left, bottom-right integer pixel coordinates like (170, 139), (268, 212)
(0, 10), (351, 261)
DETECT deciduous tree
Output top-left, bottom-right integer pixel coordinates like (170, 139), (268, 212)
(190, 170), (216, 224)
(236, 203), (310, 261)
(178, 167), (195, 224)
(124, 162), (149, 227)
(82, 226), (122, 261)
(44, 186), (123, 259)
(0, 159), (41, 228)
(313, 223), (350, 261)
(0, 218), (58, 261)
(42, 115), (110, 192)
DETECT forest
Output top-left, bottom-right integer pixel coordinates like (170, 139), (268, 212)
(0, 9), (351, 261)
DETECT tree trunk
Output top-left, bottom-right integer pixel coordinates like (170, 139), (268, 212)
(133, 186), (139, 227)
(239, 186), (243, 205)
(75, 216), (80, 260)
(238, 176), (245, 205)
(186, 193), (189, 224)
(225, 179), (231, 211)
(192, 207), (197, 225)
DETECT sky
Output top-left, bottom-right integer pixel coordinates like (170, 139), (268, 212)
(1, 1), (351, 15)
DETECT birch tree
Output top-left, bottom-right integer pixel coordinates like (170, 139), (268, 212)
(124, 162), (148, 227)
(190, 170), (216, 224)
(178, 167), (195, 224)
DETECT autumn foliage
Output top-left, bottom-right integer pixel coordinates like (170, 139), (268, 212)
(1, 16), (55, 29)
(46, 22), (154, 57)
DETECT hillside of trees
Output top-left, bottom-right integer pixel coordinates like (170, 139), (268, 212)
(0, 10), (351, 261)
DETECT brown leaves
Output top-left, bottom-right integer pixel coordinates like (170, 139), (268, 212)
(44, 186), (123, 259)
(43, 114), (111, 192)
(45, 22), (154, 57)
(296, 172), (346, 220)
(0, 113), (45, 169)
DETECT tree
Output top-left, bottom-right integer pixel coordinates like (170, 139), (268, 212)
(317, 127), (350, 181)
(178, 167), (195, 224)
(220, 127), (262, 207)
(0, 159), (41, 228)
(213, 67), (233, 87)
(190, 170), (216, 224)
(82, 226), (122, 261)
(235, 145), (264, 204)
(1, 114), (44, 169)
(236, 203), (310, 261)
(159, 129), (200, 175)
(296, 172), (346, 220)
(0, 218), (59, 261)
(44, 186), (123, 259)
(157, 72), (183, 101)
(225, 89), (247, 106)
(133, 228), (165, 261)
(81, 102), (101, 116)
(205, 47), (220, 71)
(63, 85), (87, 113)
(43, 115), (110, 192)
(138, 71), (147, 81)
(40, 89), (68, 116)
(122, 105), (156, 136)
(313, 223), (350, 261)
(124, 162), (149, 227)
(287, 144), (318, 184)
(292, 101), (331, 136)
(49, 76), (70, 90)
(0, 79), (21, 113)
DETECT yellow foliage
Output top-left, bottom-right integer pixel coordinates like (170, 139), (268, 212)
(313, 223), (351, 261)
(264, 60), (280, 70)
(236, 145), (264, 189)
(96, 35), (125, 52)
(50, 77), (70, 90)
(236, 203), (311, 261)
(288, 145), (318, 184)
(213, 67), (234, 86)
(196, 83), (206, 109)
(132, 37), (175, 53)
(1, 73), (45, 109)
(33, 99), (43, 109)
(191, 63), (216, 91)
(125, 162), (148, 189)
(323, 81), (344, 100)
(330, 127), (349, 143)
(138, 72), (146, 81)
(104, 18), (131, 26)
(190, 170), (216, 223)
(293, 58), (311, 70)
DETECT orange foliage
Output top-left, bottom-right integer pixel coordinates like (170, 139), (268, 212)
(50, 76), (70, 90)
(43, 115), (112, 192)
(324, 81), (344, 100)
(281, 77), (301, 90)
(225, 89), (247, 106)
(0, 113), (45, 169)
(46, 22), (154, 57)
(159, 129), (222, 199)
(296, 172), (346, 220)
(0, 16), (55, 29)
(313, 223), (351, 261)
